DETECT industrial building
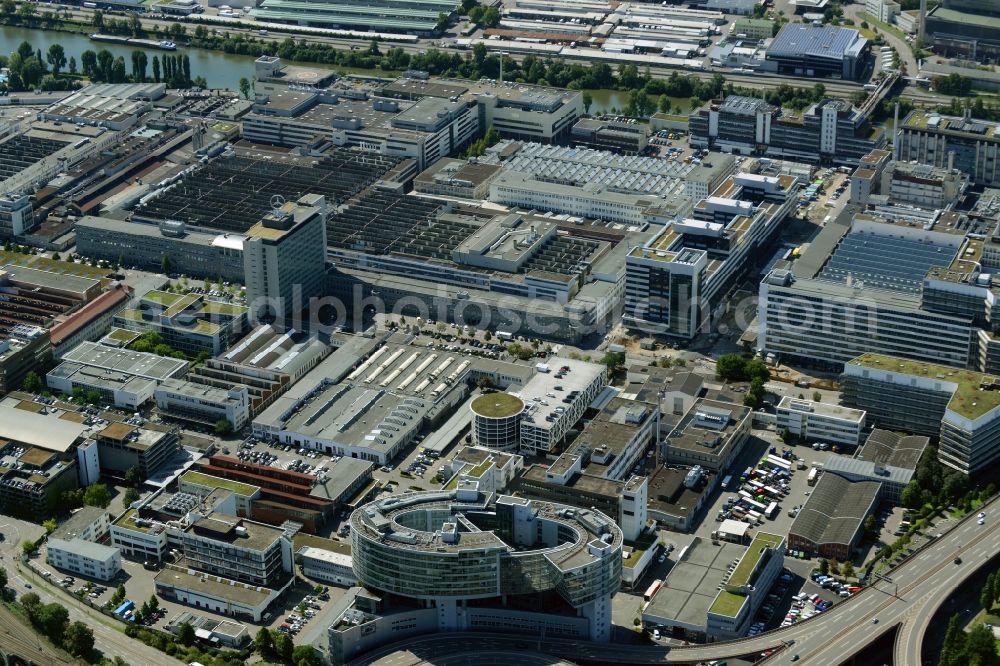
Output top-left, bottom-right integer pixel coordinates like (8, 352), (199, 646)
(647, 465), (718, 532)
(664, 398), (752, 471)
(154, 380), (252, 432)
(765, 24), (870, 79)
(570, 118), (648, 154)
(690, 96), (886, 166)
(251, 0), (454, 34)
(625, 172), (798, 339)
(0, 326), (50, 395)
(881, 161), (970, 210)
(338, 489), (622, 662)
(822, 429), (928, 503)
(705, 532), (785, 639)
(924, 0), (1000, 61)
(413, 159), (502, 200)
(896, 110), (1000, 187)
(787, 473), (881, 560)
(841, 353), (1000, 476)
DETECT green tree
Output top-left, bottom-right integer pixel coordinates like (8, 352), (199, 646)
(151, 55), (160, 83)
(482, 5), (500, 26)
(468, 5), (483, 23)
(68, 56), (76, 76)
(63, 620), (94, 657)
(293, 644), (320, 666)
(214, 419), (234, 436)
(22, 370), (43, 393)
(21, 57), (44, 88)
(37, 603), (69, 643)
(0, 0), (15, 16)
(901, 480), (922, 509)
(42, 518), (57, 534)
(83, 483), (112, 508)
(436, 12), (449, 33)
(111, 583), (127, 606)
(161, 254), (171, 275)
(91, 9), (104, 29)
(940, 614), (966, 666)
(122, 487), (140, 507)
(812, 391), (822, 402)
(177, 621), (195, 646)
(46, 44), (66, 77)
(981, 575), (995, 613)
(582, 90), (593, 114)
(818, 558), (829, 575)
(0, 566), (8, 592)
(239, 76), (252, 100)
(863, 514), (877, 535)
(842, 561), (854, 578)
(21, 539), (35, 555)
(130, 50), (147, 82)
(274, 631), (294, 662)
(962, 623), (1000, 665)
(125, 466), (142, 487)
(716, 353), (747, 381)
(255, 627), (274, 656)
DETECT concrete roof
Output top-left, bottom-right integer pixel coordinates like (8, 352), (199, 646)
(0, 406), (86, 452)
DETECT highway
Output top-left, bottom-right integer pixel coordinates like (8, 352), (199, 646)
(354, 496), (1000, 665)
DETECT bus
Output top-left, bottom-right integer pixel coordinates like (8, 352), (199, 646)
(496, 331), (514, 341)
(765, 501), (779, 520)
(807, 467), (819, 486)
(644, 579), (663, 601)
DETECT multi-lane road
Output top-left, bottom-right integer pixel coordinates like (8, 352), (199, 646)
(354, 496), (1000, 666)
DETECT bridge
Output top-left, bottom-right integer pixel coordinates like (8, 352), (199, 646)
(351, 495), (1000, 665)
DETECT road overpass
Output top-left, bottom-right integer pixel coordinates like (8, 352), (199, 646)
(352, 495), (1000, 665)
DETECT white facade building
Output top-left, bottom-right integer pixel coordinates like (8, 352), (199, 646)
(775, 397), (867, 446)
(298, 546), (357, 587)
(47, 538), (122, 582)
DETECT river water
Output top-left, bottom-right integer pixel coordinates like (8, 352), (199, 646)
(0, 25), (686, 116)
(0, 24), (255, 88)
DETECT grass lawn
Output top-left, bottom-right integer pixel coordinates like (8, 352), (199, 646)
(859, 11), (908, 43)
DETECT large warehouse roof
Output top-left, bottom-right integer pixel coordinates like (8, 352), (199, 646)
(789, 474), (880, 548)
(0, 405), (87, 453)
(768, 24), (865, 61)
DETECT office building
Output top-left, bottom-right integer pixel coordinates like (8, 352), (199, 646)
(0, 407), (86, 517)
(626, 173), (798, 339)
(46, 538), (122, 582)
(570, 118), (648, 154)
(110, 508), (170, 563)
(690, 96), (886, 166)
(664, 399), (752, 471)
(49, 284), (133, 360)
(91, 421), (182, 480)
(154, 565), (280, 622)
(850, 148), (892, 206)
(114, 290), (249, 356)
(775, 397), (866, 447)
(170, 512), (293, 588)
(50, 506), (111, 544)
(243, 194), (328, 322)
(76, 216), (246, 284)
(766, 24), (870, 79)
(757, 212), (987, 370)
(787, 473), (880, 559)
(0, 326), (50, 395)
(413, 159), (502, 200)
(734, 17), (776, 39)
(706, 532), (785, 639)
(515, 359), (608, 455)
(865, 0), (900, 23)
(896, 110), (1000, 187)
(0, 193), (34, 241)
(442, 446), (524, 495)
(297, 543), (357, 588)
(47, 341), (189, 409)
(346, 489), (622, 655)
(178, 470), (261, 519)
(382, 77), (585, 145)
(566, 397), (656, 481)
(164, 612), (250, 648)
(244, 81), (478, 171)
(841, 353), (1000, 475)
(154, 380), (251, 431)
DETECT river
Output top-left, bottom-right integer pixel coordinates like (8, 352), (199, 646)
(0, 23), (257, 88)
(0, 25), (697, 117)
